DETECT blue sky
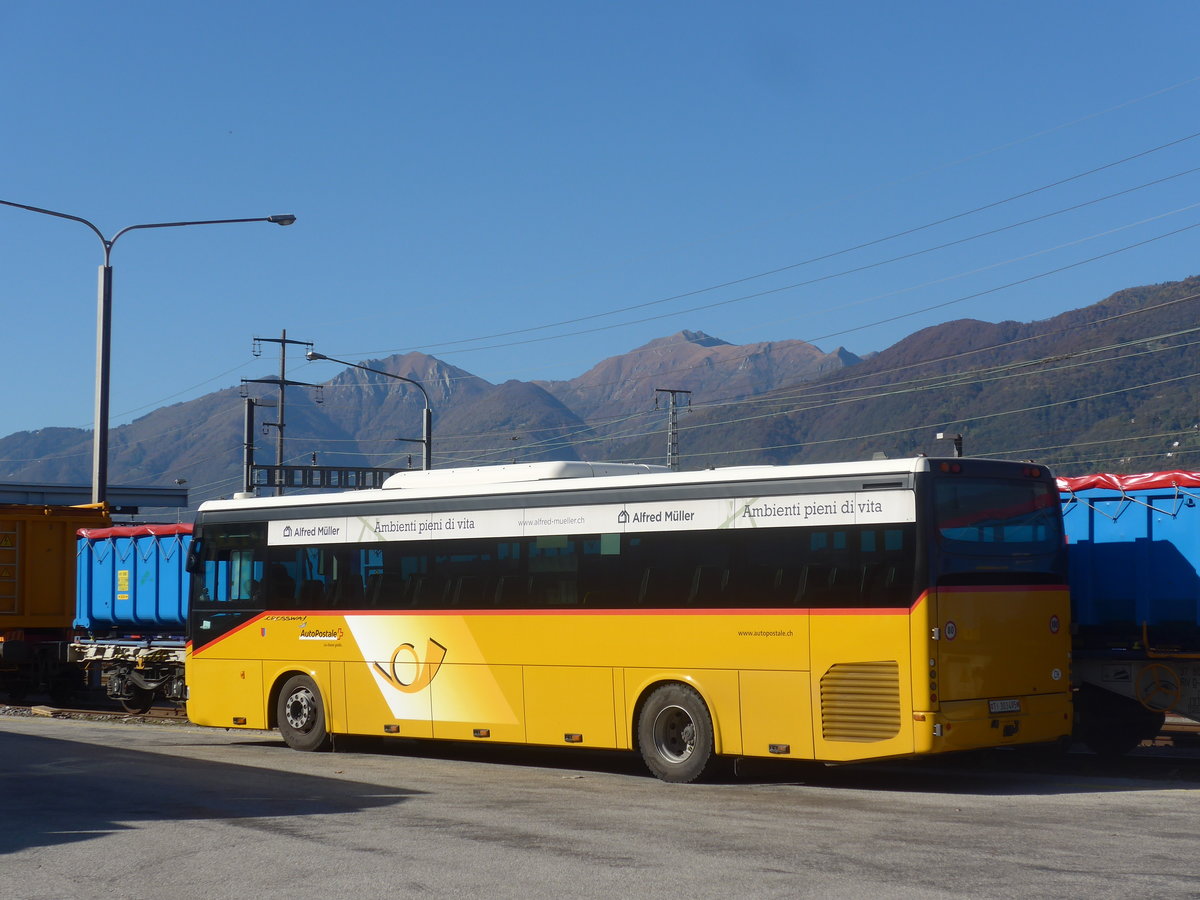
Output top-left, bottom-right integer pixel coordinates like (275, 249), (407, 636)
(2, 1), (1199, 436)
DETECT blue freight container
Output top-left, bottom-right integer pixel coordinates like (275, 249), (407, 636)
(1059, 472), (1200, 748)
(74, 524), (192, 636)
(1059, 471), (1200, 650)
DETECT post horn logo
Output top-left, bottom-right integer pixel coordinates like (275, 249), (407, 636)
(374, 638), (448, 694)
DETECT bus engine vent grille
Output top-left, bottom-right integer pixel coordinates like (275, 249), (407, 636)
(819, 661), (902, 742)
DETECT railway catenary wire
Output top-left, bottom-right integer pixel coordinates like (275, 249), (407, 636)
(118, 250), (1199, 482)
(43, 114), (1198, 443)
(660, 370), (1200, 467)
(706, 298), (1200, 412)
(11, 312), (1194, 479)
(392, 319), (1200, 465)
(424, 285), (1200, 433)
(616, 322), (1200, 442)
(313, 207), (1200, 372)
(290, 309), (1200, 463)
(13, 253), (1198, 490)
(308, 159), (1200, 392)
(288, 260), (1200, 472)
(51, 305), (1198, 497)
(255, 127), (1200, 405)
(350, 127), (1200, 360)
(302, 77), (1200, 357)
(57, 165), (1200, 476)
(284, 353), (1200, 473)
(440, 338), (1200, 467)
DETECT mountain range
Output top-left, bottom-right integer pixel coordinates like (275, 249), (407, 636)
(3, 275), (1198, 511)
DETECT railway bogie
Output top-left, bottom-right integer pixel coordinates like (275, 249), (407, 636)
(71, 524), (191, 709)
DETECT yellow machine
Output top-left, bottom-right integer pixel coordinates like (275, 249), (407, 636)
(0, 503), (110, 701)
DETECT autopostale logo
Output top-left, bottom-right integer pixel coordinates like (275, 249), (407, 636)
(374, 638), (448, 694)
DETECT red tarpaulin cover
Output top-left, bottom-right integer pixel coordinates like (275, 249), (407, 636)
(77, 523), (193, 540)
(1056, 471), (1200, 493)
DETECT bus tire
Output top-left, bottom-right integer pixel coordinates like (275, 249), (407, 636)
(637, 683), (717, 783)
(277, 674), (332, 752)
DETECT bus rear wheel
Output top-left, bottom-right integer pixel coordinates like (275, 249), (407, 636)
(637, 683), (717, 783)
(277, 675), (331, 752)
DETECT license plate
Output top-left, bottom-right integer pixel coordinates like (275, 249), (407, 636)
(988, 698), (1022, 714)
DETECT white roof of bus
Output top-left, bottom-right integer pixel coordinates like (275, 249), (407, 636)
(199, 457), (937, 513)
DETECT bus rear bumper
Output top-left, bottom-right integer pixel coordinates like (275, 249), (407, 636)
(915, 693), (1072, 754)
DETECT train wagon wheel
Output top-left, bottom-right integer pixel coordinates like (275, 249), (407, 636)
(277, 674), (332, 752)
(1076, 684), (1165, 756)
(636, 683), (718, 783)
(48, 667), (85, 707)
(120, 687), (155, 715)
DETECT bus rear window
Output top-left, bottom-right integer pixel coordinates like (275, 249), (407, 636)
(934, 478), (1059, 546)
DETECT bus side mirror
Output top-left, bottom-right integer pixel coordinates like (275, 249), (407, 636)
(186, 541), (203, 575)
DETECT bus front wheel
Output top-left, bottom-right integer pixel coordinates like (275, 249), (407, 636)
(637, 683), (717, 783)
(277, 674), (332, 752)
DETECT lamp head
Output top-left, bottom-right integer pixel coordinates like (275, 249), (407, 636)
(267, 214), (297, 226)
(305, 350), (327, 362)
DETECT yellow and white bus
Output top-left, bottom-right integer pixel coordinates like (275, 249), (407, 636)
(185, 457), (1071, 781)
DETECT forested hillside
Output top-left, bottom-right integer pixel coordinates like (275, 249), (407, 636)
(2, 276), (1197, 507)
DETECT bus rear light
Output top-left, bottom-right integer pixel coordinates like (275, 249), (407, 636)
(473, 728), (491, 739)
(913, 713), (926, 722)
(383, 724), (400, 734)
(938, 462), (962, 474)
(1023, 466), (1043, 478)
(564, 733), (583, 743)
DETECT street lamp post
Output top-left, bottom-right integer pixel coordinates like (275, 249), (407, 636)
(306, 350), (433, 470)
(0, 199), (296, 504)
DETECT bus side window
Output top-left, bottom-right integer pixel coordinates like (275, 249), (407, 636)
(639, 567), (691, 607)
(266, 564), (296, 603)
(299, 580), (326, 606)
(726, 565), (779, 607)
(451, 575), (491, 608)
(371, 572), (412, 609)
(332, 575), (364, 607)
(411, 575), (450, 608)
(690, 565), (728, 606)
(229, 550), (257, 602)
(801, 563), (833, 606)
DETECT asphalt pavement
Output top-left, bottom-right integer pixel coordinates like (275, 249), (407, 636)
(2, 711), (1199, 900)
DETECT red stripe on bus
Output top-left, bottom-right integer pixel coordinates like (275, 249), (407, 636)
(189, 585), (1068, 655)
(934, 585), (1066, 594)
(189, 611), (272, 655)
(191, 596), (936, 656)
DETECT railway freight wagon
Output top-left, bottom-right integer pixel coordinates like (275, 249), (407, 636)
(70, 524), (191, 713)
(0, 503), (111, 702)
(1059, 471), (1200, 754)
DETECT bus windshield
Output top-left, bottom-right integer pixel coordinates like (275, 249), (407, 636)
(934, 478), (1060, 548)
